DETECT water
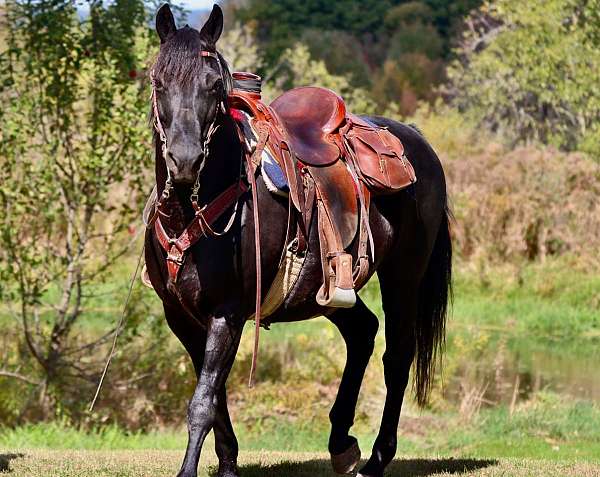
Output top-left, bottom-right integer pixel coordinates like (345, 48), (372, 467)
(444, 333), (600, 405)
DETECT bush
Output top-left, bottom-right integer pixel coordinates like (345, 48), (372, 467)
(411, 105), (600, 265)
(446, 0), (600, 158)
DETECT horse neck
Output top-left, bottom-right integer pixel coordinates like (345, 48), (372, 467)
(155, 114), (242, 235)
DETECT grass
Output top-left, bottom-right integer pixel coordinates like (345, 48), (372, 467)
(449, 258), (600, 339)
(2, 392), (599, 461)
(1, 449), (599, 476)
(1, 258), (599, 475)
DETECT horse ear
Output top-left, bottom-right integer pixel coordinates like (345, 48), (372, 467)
(200, 4), (224, 45)
(156, 4), (176, 43)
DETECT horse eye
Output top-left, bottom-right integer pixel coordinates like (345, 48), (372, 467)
(211, 79), (223, 93)
(154, 80), (165, 92)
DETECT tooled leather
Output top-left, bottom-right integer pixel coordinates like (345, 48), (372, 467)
(345, 114), (416, 193)
(270, 86), (345, 166)
(308, 160), (359, 250)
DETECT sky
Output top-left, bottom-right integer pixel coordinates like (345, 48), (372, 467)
(179, 0), (214, 10)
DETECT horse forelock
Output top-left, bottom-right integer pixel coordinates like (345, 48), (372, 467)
(152, 26), (232, 94)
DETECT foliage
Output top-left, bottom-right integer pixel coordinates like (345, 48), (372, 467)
(263, 44), (379, 114)
(236, 0), (396, 65)
(0, 0), (153, 419)
(411, 104), (600, 264)
(218, 22), (265, 73)
(234, 0), (483, 114)
(447, 0), (600, 157)
(298, 28), (372, 88)
(237, 0), (481, 61)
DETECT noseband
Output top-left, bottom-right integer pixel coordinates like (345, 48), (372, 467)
(149, 49), (227, 206)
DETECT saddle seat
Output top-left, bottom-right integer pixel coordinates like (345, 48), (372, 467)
(270, 87), (346, 166)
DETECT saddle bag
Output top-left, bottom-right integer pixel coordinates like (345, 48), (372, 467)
(343, 118), (416, 194)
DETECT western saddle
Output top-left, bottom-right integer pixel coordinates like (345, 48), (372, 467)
(229, 72), (416, 310)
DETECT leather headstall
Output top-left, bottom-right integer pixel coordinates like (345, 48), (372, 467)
(149, 47), (243, 287)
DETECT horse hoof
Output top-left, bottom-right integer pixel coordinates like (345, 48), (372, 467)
(216, 463), (240, 477)
(356, 467), (381, 477)
(331, 440), (361, 474)
(356, 471), (381, 477)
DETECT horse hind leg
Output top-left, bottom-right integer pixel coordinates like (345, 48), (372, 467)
(358, 210), (451, 477)
(327, 297), (379, 474)
(357, 265), (419, 477)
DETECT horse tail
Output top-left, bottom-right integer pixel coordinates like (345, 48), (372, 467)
(414, 202), (453, 406)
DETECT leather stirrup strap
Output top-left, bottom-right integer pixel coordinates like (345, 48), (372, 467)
(247, 155), (262, 388)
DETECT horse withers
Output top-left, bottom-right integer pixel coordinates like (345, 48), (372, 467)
(144, 4), (452, 477)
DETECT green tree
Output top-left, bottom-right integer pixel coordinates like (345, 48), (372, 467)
(233, 0), (483, 111)
(237, 0), (396, 67)
(0, 0), (153, 419)
(447, 0), (600, 157)
(263, 43), (378, 114)
(219, 22), (265, 73)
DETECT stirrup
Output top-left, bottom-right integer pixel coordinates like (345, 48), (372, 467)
(316, 253), (356, 308)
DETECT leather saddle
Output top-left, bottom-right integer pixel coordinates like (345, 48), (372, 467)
(229, 73), (416, 309)
(270, 86), (345, 166)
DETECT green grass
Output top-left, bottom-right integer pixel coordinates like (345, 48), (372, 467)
(1, 449), (599, 476)
(1, 258), (599, 476)
(449, 258), (600, 339)
(2, 392), (598, 462)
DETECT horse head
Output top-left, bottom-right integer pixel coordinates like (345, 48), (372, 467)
(151, 4), (231, 184)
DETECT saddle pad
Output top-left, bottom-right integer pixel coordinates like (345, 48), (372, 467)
(234, 109), (289, 196)
(262, 152), (289, 196)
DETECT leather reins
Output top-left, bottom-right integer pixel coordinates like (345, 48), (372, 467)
(148, 49), (263, 387)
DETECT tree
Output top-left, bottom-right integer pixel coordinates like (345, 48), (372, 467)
(0, 0), (153, 419)
(218, 22), (265, 73)
(263, 44), (379, 114)
(446, 0), (600, 157)
(237, 0), (396, 66)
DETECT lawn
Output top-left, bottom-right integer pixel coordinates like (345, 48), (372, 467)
(2, 449), (600, 477)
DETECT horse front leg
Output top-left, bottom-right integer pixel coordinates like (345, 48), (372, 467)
(213, 386), (239, 477)
(177, 315), (243, 477)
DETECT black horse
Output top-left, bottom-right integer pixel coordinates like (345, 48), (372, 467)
(144, 5), (452, 477)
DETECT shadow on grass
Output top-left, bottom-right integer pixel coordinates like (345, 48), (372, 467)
(231, 457), (498, 476)
(0, 453), (24, 473)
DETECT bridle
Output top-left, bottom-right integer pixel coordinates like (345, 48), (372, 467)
(149, 50), (227, 211)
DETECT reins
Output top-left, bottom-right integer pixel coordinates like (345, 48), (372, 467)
(89, 243), (145, 412)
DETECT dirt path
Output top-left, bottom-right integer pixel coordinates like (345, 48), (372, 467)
(1, 449), (599, 476)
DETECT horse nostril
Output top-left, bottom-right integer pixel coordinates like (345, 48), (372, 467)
(167, 152), (180, 170)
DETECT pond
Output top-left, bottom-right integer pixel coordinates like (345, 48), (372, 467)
(444, 332), (600, 406)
